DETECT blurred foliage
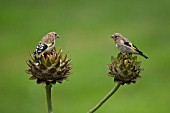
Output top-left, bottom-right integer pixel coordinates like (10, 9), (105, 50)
(0, 0), (170, 113)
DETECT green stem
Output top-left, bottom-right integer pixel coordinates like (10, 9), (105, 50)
(46, 84), (53, 113)
(88, 83), (121, 113)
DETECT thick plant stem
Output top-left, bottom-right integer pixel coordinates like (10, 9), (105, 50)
(88, 83), (121, 113)
(46, 84), (53, 113)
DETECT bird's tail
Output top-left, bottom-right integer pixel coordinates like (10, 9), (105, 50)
(138, 51), (148, 59)
(34, 52), (40, 65)
(35, 58), (40, 65)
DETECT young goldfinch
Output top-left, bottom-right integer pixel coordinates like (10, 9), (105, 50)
(34, 32), (60, 65)
(111, 33), (148, 59)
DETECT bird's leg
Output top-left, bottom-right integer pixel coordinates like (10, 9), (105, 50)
(122, 52), (127, 55)
(51, 49), (57, 57)
(46, 54), (50, 58)
(125, 52), (132, 56)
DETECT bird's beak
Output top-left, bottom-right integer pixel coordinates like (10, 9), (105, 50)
(57, 35), (60, 38)
(111, 35), (114, 38)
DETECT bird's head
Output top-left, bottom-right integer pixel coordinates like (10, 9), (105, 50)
(48, 32), (60, 39)
(111, 33), (122, 41)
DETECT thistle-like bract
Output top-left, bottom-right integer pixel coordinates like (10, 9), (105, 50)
(108, 53), (143, 85)
(26, 48), (72, 85)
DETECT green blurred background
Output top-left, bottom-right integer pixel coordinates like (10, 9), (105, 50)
(0, 0), (170, 113)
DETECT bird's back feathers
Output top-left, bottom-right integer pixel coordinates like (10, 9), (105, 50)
(124, 41), (148, 59)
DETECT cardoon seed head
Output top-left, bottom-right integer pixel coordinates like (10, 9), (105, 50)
(26, 48), (72, 85)
(107, 53), (144, 85)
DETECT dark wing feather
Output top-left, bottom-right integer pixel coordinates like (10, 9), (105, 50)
(124, 42), (148, 59)
(124, 42), (131, 47)
(124, 42), (139, 51)
(34, 43), (48, 55)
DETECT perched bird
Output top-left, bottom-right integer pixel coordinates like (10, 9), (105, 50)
(111, 33), (148, 59)
(34, 32), (60, 65)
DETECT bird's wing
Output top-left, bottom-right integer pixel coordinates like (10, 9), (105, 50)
(34, 42), (48, 54)
(124, 42), (138, 51)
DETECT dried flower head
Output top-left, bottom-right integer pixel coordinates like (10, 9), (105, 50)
(26, 48), (72, 85)
(107, 53), (143, 85)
